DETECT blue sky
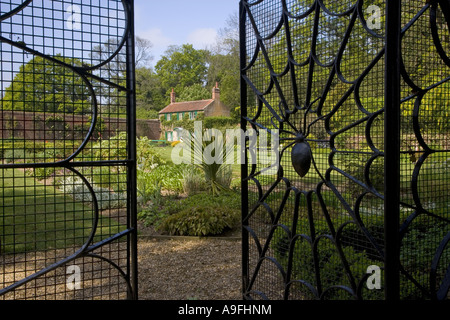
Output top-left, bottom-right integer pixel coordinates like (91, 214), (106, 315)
(0, 1), (239, 92)
(134, 0), (239, 67)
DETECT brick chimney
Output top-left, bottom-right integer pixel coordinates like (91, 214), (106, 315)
(212, 82), (220, 101)
(170, 88), (176, 104)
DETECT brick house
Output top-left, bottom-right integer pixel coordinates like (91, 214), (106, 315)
(158, 83), (230, 141)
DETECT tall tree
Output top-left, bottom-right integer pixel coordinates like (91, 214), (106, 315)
(207, 12), (240, 111)
(91, 36), (154, 115)
(91, 36), (153, 78)
(177, 83), (211, 102)
(154, 44), (208, 101)
(135, 36), (154, 68)
(1, 55), (91, 114)
(135, 66), (166, 118)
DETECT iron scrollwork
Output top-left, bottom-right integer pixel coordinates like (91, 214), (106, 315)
(0, 0), (137, 300)
(241, 0), (449, 300)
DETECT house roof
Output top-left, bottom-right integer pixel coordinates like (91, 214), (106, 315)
(159, 99), (215, 114)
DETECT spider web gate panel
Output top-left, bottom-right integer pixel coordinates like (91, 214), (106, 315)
(0, 0), (138, 300)
(240, 0), (450, 300)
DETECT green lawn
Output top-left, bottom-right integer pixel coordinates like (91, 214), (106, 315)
(0, 168), (125, 254)
(152, 144), (174, 162)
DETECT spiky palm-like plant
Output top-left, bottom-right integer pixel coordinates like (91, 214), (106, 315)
(191, 130), (233, 195)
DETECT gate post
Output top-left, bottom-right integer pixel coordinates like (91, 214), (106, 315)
(239, 0), (249, 300)
(384, 0), (402, 301)
(125, 0), (139, 300)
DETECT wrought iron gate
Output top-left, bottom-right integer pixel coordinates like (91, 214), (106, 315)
(0, 0), (137, 299)
(240, 0), (449, 300)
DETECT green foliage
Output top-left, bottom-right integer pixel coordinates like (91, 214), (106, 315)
(90, 116), (106, 138)
(402, 79), (450, 132)
(180, 191), (241, 210)
(136, 108), (159, 120)
(137, 192), (180, 228)
(137, 136), (165, 169)
(399, 217), (450, 299)
(87, 133), (182, 206)
(161, 117), (197, 133)
(340, 150), (385, 197)
(206, 52), (240, 109)
(27, 167), (56, 181)
(57, 175), (126, 210)
(138, 191), (241, 236)
(271, 209), (449, 300)
(206, 12), (240, 109)
(138, 206), (171, 229)
(198, 114), (236, 129)
(3, 114), (19, 137)
(177, 83), (211, 102)
(45, 115), (70, 139)
(135, 67), (167, 116)
(158, 201), (240, 236)
(91, 131), (128, 160)
(271, 216), (383, 300)
(1, 55), (91, 114)
(155, 44), (208, 100)
(181, 165), (208, 195)
(2, 148), (30, 163)
(135, 135), (183, 203)
(133, 32), (240, 118)
(191, 130), (233, 195)
(133, 13), (240, 117)
(0, 140), (79, 170)
(137, 164), (184, 202)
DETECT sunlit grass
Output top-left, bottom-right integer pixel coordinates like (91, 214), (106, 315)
(0, 168), (125, 254)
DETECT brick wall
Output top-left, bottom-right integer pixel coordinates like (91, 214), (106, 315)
(0, 111), (161, 141)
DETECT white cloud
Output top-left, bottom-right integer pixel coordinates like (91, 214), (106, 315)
(137, 28), (174, 65)
(138, 28), (173, 49)
(186, 28), (218, 49)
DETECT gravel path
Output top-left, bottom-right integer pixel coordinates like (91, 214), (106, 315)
(137, 237), (242, 300)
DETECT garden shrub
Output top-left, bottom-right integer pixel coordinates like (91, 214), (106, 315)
(91, 131), (127, 160)
(0, 140), (79, 183)
(158, 205), (240, 236)
(138, 191), (241, 236)
(190, 131), (234, 195)
(57, 176), (126, 210)
(340, 149), (384, 197)
(180, 191), (241, 210)
(271, 210), (449, 300)
(137, 164), (185, 205)
(146, 164), (184, 193)
(3, 148), (30, 162)
(137, 136), (165, 168)
(92, 133), (183, 205)
(137, 193), (180, 228)
(45, 115), (70, 139)
(26, 167), (56, 181)
(181, 165), (207, 195)
(399, 218), (450, 299)
(200, 115), (236, 130)
(0, 140), (53, 159)
(137, 135), (185, 198)
(271, 217), (383, 300)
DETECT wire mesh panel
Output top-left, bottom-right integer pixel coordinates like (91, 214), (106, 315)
(398, 0), (450, 300)
(0, 0), (137, 300)
(240, 0), (449, 300)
